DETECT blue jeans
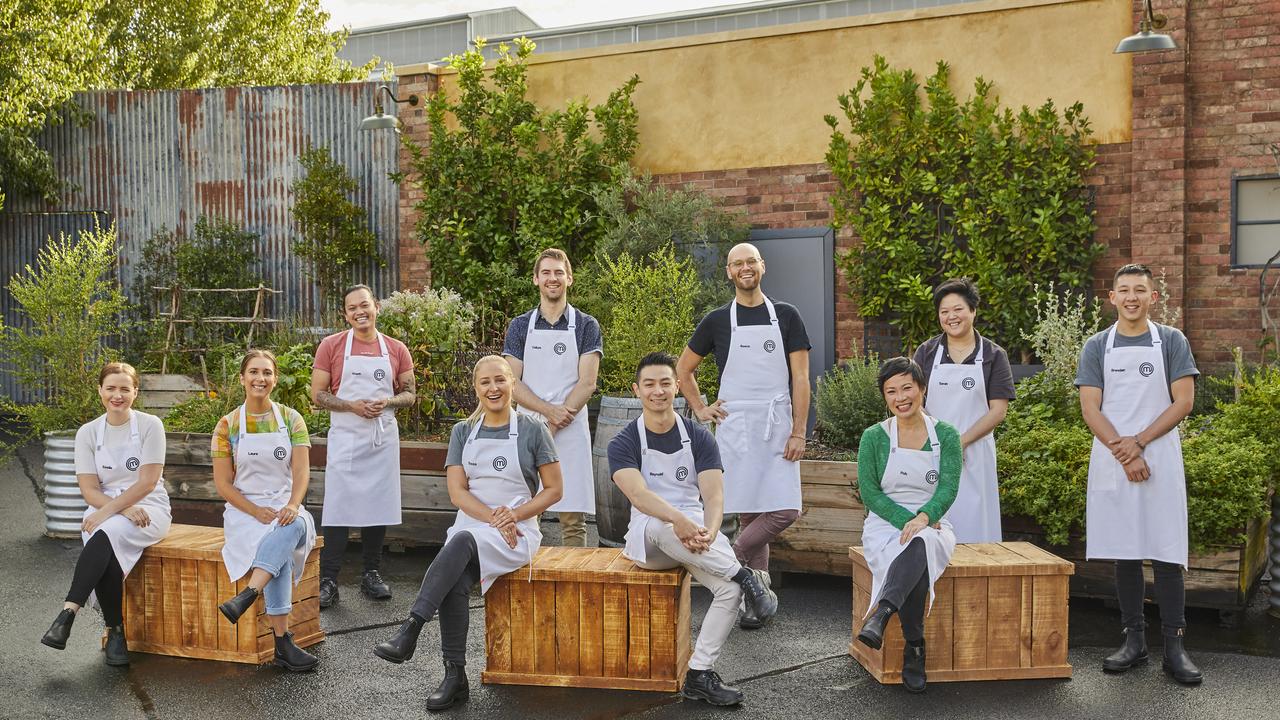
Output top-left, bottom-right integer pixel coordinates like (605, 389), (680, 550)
(251, 521), (307, 615)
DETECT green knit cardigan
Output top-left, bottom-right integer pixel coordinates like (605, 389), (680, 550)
(856, 418), (962, 529)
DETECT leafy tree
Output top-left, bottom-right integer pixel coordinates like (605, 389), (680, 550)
(292, 146), (385, 311)
(402, 38), (639, 329)
(825, 56), (1100, 358)
(0, 0), (377, 212)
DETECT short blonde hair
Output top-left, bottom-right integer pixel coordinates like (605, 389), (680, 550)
(467, 354), (516, 422)
(534, 248), (573, 277)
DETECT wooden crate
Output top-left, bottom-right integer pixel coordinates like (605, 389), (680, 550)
(483, 547), (691, 692)
(117, 523), (324, 664)
(772, 460), (862, 576)
(849, 542), (1073, 684)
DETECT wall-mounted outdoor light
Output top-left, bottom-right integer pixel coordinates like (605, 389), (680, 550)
(360, 85), (420, 131)
(1114, 0), (1177, 53)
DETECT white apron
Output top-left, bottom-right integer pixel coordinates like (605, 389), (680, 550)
(220, 403), (317, 583)
(623, 416), (701, 564)
(80, 412), (172, 581)
(445, 419), (542, 594)
(925, 339), (1002, 543)
(715, 296), (802, 513)
(1085, 321), (1188, 567)
(515, 305), (595, 514)
(322, 329), (402, 527)
(862, 416), (957, 616)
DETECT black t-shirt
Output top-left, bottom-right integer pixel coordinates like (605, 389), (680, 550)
(912, 332), (1017, 402)
(687, 299), (811, 385)
(607, 415), (722, 477)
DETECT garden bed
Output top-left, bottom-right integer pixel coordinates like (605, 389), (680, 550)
(161, 433), (455, 549)
(770, 459), (863, 577)
(1002, 514), (1270, 620)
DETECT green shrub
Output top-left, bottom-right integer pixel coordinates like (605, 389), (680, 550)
(163, 391), (238, 434)
(273, 343), (328, 436)
(825, 55), (1099, 355)
(996, 418), (1092, 546)
(1182, 422), (1270, 553)
(292, 146), (385, 311)
(814, 352), (884, 453)
(0, 222), (128, 440)
(597, 246), (708, 396)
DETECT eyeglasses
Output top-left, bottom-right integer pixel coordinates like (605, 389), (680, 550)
(728, 257), (762, 270)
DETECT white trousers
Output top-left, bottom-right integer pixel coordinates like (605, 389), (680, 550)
(635, 522), (742, 671)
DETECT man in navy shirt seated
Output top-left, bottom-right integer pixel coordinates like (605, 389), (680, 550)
(608, 352), (777, 707)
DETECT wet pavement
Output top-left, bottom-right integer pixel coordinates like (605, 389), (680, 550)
(3, 444), (1279, 720)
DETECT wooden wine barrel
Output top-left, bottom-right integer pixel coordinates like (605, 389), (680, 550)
(591, 395), (702, 546)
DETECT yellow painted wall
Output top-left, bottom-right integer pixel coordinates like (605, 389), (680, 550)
(405, 0), (1132, 174)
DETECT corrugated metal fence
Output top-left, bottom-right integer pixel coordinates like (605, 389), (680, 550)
(1, 82), (401, 401)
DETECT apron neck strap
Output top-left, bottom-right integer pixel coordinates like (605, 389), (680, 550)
(468, 413), (519, 442)
(344, 328), (387, 358)
(887, 415), (940, 458)
(934, 334), (983, 366)
(1105, 320), (1159, 353)
(238, 402), (287, 438)
(96, 411), (139, 450)
(637, 414), (689, 454)
(729, 295), (777, 331)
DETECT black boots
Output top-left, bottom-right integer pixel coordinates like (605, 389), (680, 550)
(41, 609), (76, 650)
(1102, 627), (1149, 672)
(273, 631), (320, 671)
(361, 570), (393, 600)
(738, 601), (763, 630)
(901, 640), (926, 693)
(1161, 630), (1203, 685)
(319, 577), (339, 609)
(374, 616), (425, 664)
(218, 586), (260, 624)
(681, 669), (744, 706)
(857, 602), (895, 650)
(104, 625), (129, 666)
(737, 569), (778, 625)
(426, 661), (470, 711)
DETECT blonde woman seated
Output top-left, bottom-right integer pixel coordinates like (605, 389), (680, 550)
(213, 350), (319, 671)
(41, 362), (172, 666)
(855, 356), (960, 693)
(373, 355), (562, 710)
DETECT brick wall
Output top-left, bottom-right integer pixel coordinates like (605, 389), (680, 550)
(396, 73), (435, 290)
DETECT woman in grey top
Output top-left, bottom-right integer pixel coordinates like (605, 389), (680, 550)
(41, 362), (171, 665)
(372, 355), (562, 710)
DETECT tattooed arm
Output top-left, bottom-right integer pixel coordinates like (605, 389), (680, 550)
(384, 370), (418, 409)
(311, 368), (352, 413)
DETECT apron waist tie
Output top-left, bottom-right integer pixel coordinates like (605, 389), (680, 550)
(764, 393), (789, 442)
(373, 415), (386, 447)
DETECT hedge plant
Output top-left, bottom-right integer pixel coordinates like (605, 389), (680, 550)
(825, 55), (1100, 357)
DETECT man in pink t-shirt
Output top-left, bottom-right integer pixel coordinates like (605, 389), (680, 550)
(310, 285), (416, 608)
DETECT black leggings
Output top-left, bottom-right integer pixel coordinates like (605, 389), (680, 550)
(320, 525), (387, 579)
(877, 537), (930, 643)
(1115, 559), (1186, 634)
(410, 533), (480, 665)
(66, 531), (124, 627)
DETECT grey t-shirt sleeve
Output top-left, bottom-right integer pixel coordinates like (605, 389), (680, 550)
(138, 412), (167, 465)
(578, 313), (603, 356)
(446, 416), (558, 493)
(689, 422), (723, 473)
(1160, 325), (1199, 382)
(501, 314), (529, 362)
(1074, 331), (1107, 389)
(445, 420), (471, 468)
(74, 422), (97, 475)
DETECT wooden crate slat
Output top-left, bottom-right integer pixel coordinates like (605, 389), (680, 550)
(952, 577), (988, 670)
(509, 578), (536, 674)
(675, 579), (692, 675)
(578, 582), (604, 677)
(1031, 575), (1069, 667)
(161, 557), (182, 647)
(649, 586), (677, 680)
(124, 563), (146, 644)
(533, 580), (557, 675)
(216, 562), (236, 651)
(555, 581), (580, 676)
(602, 584), (629, 677)
(485, 580), (512, 673)
(627, 584), (651, 678)
(179, 558), (200, 646)
(986, 576), (1022, 668)
(1019, 573), (1034, 668)
(925, 576), (954, 671)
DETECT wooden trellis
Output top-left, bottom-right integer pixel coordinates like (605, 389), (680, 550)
(151, 284), (282, 373)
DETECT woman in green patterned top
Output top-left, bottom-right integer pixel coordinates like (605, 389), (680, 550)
(855, 356), (961, 693)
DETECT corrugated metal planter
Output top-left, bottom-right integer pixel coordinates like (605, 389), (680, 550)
(44, 431), (86, 538)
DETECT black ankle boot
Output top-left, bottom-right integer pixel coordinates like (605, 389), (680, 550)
(41, 609), (76, 650)
(901, 640), (926, 693)
(426, 661), (469, 711)
(739, 601), (763, 630)
(1161, 629), (1202, 685)
(361, 570), (393, 600)
(1102, 626), (1148, 673)
(374, 616), (424, 664)
(737, 568), (778, 623)
(273, 631), (319, 672)
(104, 625), (129, 666)
(857, 603), (896, 650)
(218, 586), (260, 625)
(319, 577), (339, 609)
(681, 669), (744, 706)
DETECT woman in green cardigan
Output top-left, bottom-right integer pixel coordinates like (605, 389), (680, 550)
(855, 356), (961, 693)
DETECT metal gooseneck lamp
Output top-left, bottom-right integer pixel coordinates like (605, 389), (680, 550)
(360, 85), (420, 132)
(1114, 0), (1177, 53)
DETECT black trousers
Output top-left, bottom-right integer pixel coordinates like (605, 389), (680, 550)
(1115, 559), (1186, 634)
(410, 533), (480, 665)
(320, 525), (387, 580)
(877, 537), (930, 643)
(66, 531), (125, 627)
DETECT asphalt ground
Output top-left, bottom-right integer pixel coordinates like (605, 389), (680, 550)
(3, 445), (1278, 720)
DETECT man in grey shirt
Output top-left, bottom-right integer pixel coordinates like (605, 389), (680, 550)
(1074, 262), (1202, 686)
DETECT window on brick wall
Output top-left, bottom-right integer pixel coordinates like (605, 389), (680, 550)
(1232, 174), (1280, 266)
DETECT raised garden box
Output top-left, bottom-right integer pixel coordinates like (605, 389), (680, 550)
(770, 460), (862, 576)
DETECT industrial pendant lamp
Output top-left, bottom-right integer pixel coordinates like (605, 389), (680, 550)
(360, 85), (420, 132)
(1115, 0), (1177, 53)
